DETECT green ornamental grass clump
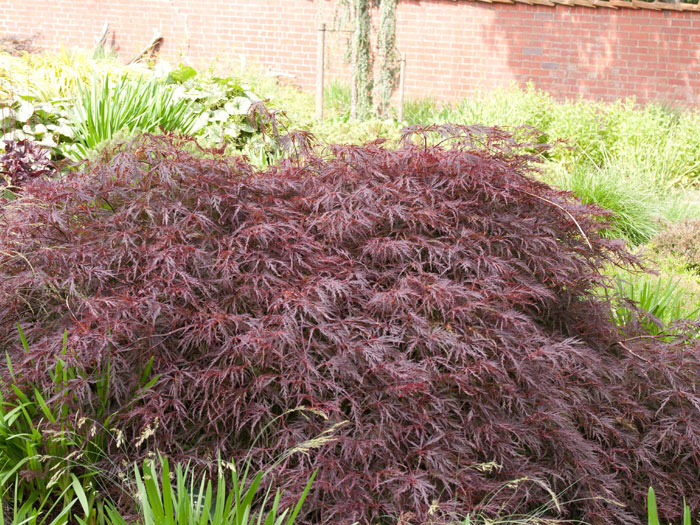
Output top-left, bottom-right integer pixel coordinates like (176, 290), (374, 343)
(65, 74), (198, 160)
(542, 163), (676, 246)
(609, 271), (700, 333)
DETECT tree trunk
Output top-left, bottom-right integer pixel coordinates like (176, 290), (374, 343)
(376, 0), (398, 117)
(352, 0), (372, 120)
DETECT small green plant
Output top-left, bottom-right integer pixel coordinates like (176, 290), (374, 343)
(0, 476), (83, 525)
(103, 454), (315, 525)
(610, 271), (700, 334)
(647, 487), (694, 525)
(167, 63), (197, 84)
(323, 80), (351, 122)
(0, 330), (113, 523)
(542, 161), (680, 246)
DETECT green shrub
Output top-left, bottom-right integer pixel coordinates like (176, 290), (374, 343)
(0, 49), (149, 103)
(175, 74), (260, 150)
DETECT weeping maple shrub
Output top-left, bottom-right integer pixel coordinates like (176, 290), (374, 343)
(0, 129), (699, 524)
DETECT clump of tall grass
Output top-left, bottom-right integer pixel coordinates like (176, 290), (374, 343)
(65, 74), (198, 159)
(0, 327), (320, 524)
(451, 85), (556, 136)
(607, 267), (700, 334)
(100, 454), (314, 525)
(605, 102), (700, 187)
(541, 160), (696, 246)
(402, 97), (452, 125)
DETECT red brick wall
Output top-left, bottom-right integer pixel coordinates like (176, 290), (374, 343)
(1, 0), (698, 105)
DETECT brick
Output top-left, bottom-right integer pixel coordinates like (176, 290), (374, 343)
(0, 0), (697, 105)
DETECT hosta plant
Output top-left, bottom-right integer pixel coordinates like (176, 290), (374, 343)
(1, 97), (75, 149)
(0, 128), (699, 524)
(172, 73), (260, 150)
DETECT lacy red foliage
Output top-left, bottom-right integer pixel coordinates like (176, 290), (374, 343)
(0, 130), (698, 524)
